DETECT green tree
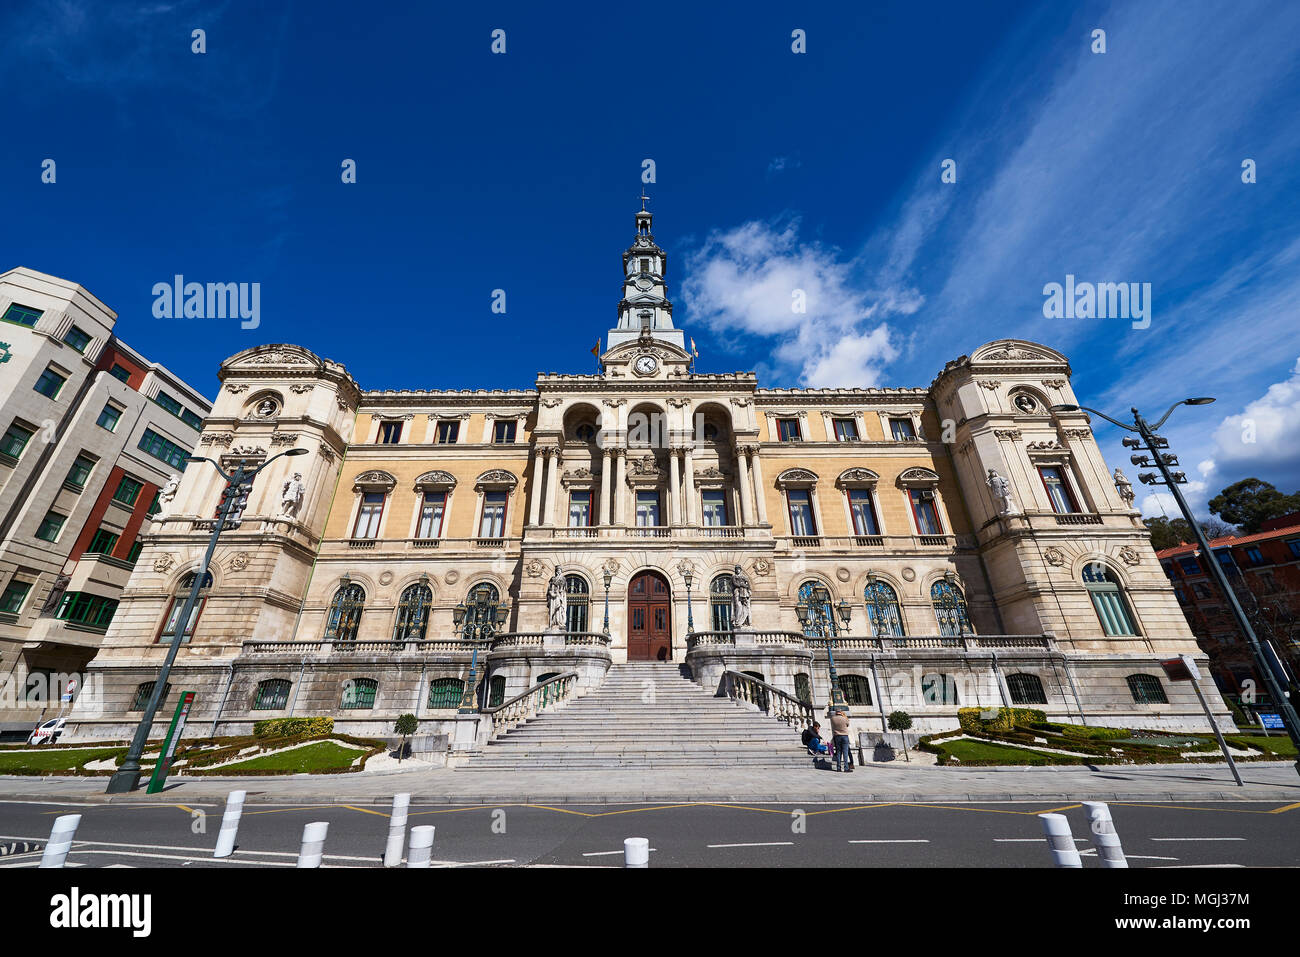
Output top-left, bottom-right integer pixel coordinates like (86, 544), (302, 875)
(394, 713), (418, 762)
(1143, 516), (1237, 551)
(1208, 478), (1300, 534)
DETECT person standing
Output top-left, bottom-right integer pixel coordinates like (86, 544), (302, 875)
(830, 707), (853, 772)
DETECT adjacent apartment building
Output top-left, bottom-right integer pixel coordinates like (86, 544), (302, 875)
(0, 267), (212, 736)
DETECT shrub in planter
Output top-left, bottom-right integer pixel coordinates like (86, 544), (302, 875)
(253, 717), (333, 739)
(958, 707), (1046, 734)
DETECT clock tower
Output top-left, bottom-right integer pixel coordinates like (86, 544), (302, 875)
(605, 194), (686, 352)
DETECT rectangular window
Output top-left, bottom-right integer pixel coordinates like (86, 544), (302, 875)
(416, 491), (446, 538)
(640, 257), (650, 272)
(109, 364), (132, 383)
(86, 528), (120, 555)
(909, 489), (943, 535)
(1178, 556), (1202, 575)
(776, 418), (802, 442)
(56, 591), (119, 628)
(787, 489), (817, 536)
(568, 490), (592, 527)
(378, 421), (403, 444)
(62, 325), (91, 352)
(847, 489), (880, 535)
(34, 368), (66, 399)
(1, 303), (42, 327)
(701, 489), (728, 526)
(112, 476), (143, 507)
(35, 511), (66, 542)
(635, 491), (661, 527)
(146, 491), (161, 517)
(0, 580), (32, 614)
(1, 422), (36, 459)
(436, 420), (460, 444)
(181, 408), (204, 430)
(479, 491), (507, 538)
(832, 418), (859, 442)
(353, 492), (385, 538)
(155, 391), (183, 417)
(493, 420), (517, 444)
(1288, 539), (1300, 559)
(1038, 466), (1077, 514)
(159, 597), (204, 644)
(1244, 546), (1264, 566)
(65, 454), (95, 489)
(137, 429), (189, 469)
(889, 417), (917, 440)
(97, 403), (123, 432)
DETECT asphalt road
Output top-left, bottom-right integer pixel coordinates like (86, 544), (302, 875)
(1, 798), (1296, 867)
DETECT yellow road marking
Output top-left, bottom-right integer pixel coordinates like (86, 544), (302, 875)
(1267, 801), (1300, 814)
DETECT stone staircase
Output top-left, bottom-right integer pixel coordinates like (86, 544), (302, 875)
(458, 662), (813, 770)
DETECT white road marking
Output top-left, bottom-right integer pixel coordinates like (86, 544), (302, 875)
(707, 842), (793, 849)
(848, 839), (930, 844)
(1078, 849), (1178, 861)
(583, 848), (657, 857)
(1149, 837), (1246, 842)
(993, 838), (1088, 842)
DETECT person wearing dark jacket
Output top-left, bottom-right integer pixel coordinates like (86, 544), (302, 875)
(801, 721), (828, 755)
(830, 707), (854, 772)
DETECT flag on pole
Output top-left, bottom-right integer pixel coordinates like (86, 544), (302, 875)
(592, 339), (601, 358)
(690, 337), (699, 358)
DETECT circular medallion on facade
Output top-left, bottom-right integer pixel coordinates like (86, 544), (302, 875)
(1118, 545), (1141, 566)
(444, 570), (460, 584)
(1013, 393), (1039, 414)
(526, 559), (545, 578)
(228, 552), (250, 573)
(633, 354), (658, 376)
(901, 567), (916, 582)
(1044, 547), (1066, 566)
(254, 398), (279, 417)
(153, 554), (175, 574)
(751, 558), (772, 577)
(379, 571), (394, 586)
(835, 567), (851, 582)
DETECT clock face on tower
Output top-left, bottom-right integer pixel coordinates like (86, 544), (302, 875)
(633, 354), (658, 376)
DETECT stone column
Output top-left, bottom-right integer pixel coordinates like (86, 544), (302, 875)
(529, 449), (545, 527)
(668, 449), (681, 526)
(542, 449), (558, 526)
(600, 448), (613, 526)
(736, 447), (755, 526)
(683, 447), (697, 526)
(748, 447), (768, 525)
(614, 449), (627, 525)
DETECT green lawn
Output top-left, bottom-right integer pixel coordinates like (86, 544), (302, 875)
(940, 739), (1097, 766)
(1225, 735), (1297, 757)
(0, 747), (125, 772)
(203, 741), (367, 773)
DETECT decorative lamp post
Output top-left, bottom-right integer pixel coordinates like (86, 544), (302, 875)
(106, 446), (310, 794)
(456, 589), (510, 714)
(798, 583), (849, 711)
(602, 567), (612, 635)
(1051, 396), (1300, 777)
(683, 567), (695, 633)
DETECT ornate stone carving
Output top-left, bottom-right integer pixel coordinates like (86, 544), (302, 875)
(280, 473), (306, 519)
(1026, 440), (1065, 451)
(228, 552), (250, 572)
(200, 432), (234, 446)
(379, 571), (394, 586)
(353, 469), (397, 489)
(1064, 428), (1092, 439)
(541, 398), (563, 408)
(157, 473), (181, 516)
(247, 350), (311, 365)
(628, 455), (661, 476)
(993, 429), (1022, 440)
(835, 567), (851, 582)
(1119, 545), (1141, 566)
(289, 384), (314, 394)
(270, 432), (299, 446)
(835, 467), (879, 488)
(444, 570), (460, 585)
(318, 444), (336, 463)
(602, 398), (626, 408)
(730, 397), (752, 407)
(414, 470), (457, 488)
(228, 445), (267, 458)
(751, 558), (772, 577)
(900, 567), (916, 582)
(676, 559), (695, 578)
(981, 347), (1048, 361)
(1041, 379), (1067, 389)
(224, 383), (249, 394)
(666, 397), (690, 409)
(1044, 547), (1067, 566)
(775, 467), (818, 487)
(475, 469), (519, 487)
(978, 381), (1002, 390)
(525, 559), (546, 579)
(153, 554), (176, 574)
(602, 558), (620, 575)
(561, 467), (598, 484)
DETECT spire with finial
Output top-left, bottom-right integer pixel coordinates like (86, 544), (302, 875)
(605, 190), (684, 350)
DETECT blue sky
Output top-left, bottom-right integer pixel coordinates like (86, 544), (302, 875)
(3, 0), (1298, 520)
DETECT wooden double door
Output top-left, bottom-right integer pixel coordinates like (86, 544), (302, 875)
(627, 570), (671, 661)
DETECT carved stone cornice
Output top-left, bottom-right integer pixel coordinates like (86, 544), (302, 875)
(200, 431), (234, 446)
(993, 429), (1022, 440)
(834, 467), (880, 489)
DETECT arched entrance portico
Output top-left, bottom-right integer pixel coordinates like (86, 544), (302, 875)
(627, 570), (671, 661)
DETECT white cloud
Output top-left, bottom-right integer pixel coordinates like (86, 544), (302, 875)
(1209, 357), (1300, 486)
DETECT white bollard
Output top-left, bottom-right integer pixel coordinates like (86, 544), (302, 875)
(213, 790), (247, 858)
(1083, 801), (1128, 868)
(407, 825), (435, 868)
(297, 821), (329, 868)
(624, 837), (649, 868)
(1038, 813), (1082, 868)
(384, 793), (411, 867)
(39, 814), (82, 868)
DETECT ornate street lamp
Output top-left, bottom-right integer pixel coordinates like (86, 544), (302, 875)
(107, 446), (310, 794)
(455, 589), (510, 713)
(798, 583), (849, 711)
(683, 567), (695, 633)
(602, 567), (612, 635)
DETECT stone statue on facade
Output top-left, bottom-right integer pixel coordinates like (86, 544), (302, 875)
(547, 566), (567, 631)
(280, 472), (306, 519)
(731, 564), (752, 630)
(986, 468), (1018, 515)
(1113, 467), (1135, 507)
(39, 574), (71, 617)
(156, 473), (181, 518)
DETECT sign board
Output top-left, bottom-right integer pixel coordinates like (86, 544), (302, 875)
(146, 690), (196, 794)
(1159, 657), (1196, 682)
(1260, 713), (1284, 730)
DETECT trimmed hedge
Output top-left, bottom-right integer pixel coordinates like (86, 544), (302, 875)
(183, 733), (385, 776)
(253, 717), (333, 739)
(957, 707), (1046, 734)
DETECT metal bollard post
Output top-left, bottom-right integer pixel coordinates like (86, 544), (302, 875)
(297, 821), (329, 868)
(624, 837), (649, 868)
(384, 793), (411, 867)
(213, 790), (246, 858)
(407, 825), (435, 868)
(1038, 813), (1082, 868)
(1082, 801), (1128, 868)
(39, 814), (82, 868)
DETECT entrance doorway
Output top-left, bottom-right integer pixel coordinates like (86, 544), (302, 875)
(627, 570), (671, 661)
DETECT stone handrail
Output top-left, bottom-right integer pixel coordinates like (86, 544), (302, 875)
(689, 631), (1056, 653)
(721, 670), (815, 731)
(489, 631), (612, 649)
(686, 630), (808, 649)
(483, 670), (579, 737)
(242, 638), (483, 656)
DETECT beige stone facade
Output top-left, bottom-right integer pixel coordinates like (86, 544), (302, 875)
(65, 208), (1231, 744)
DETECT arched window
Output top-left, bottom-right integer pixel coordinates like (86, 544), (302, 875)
(839, 674), (873, 706)
(1083, 564), (1138, 636)
(920, 672), (958, 705)
(864, 579), (904, 637)
(1127, 673), (1168, 704)
(157, 571), (213, 644)
(798, 580), (837, 636)
(253, 679), (291, 711)
(130, 681), (170, 711)
(931, 579), (971, 636)
(393, 581), (432, 644)
(427, 677), (464, 709)
(340, 678), (378, 710)
(488, 675), (506, 709)
(464, 581), (500, 630)
(565, 575), (590, 633)
(325, 581), (365, 642)
(710, 574), (734, 631)
(1007, 673), (1047, 705)
(794, 673), (812, 706)
(574, 422), (596, 443)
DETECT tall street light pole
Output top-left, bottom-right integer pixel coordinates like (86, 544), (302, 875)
(797, 584), (851, 712)
(106, 446), (309, 793)
(1052, 397), (1300, 777)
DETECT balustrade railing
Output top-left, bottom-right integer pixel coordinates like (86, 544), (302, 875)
(686, 630), (808, 650)
(688, 631), (1056, 653)
(775, 533), (961, 551)
(721, 670), (814, 731)
(484, 671), (579, 737)
(488, 631), (612, 649)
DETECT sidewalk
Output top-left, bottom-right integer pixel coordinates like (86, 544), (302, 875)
(1, 760), (1296, 805)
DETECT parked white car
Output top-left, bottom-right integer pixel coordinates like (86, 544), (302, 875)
(27, 717), (66, 745)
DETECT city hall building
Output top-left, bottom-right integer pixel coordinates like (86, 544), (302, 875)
(65, 204), (1230, 746)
